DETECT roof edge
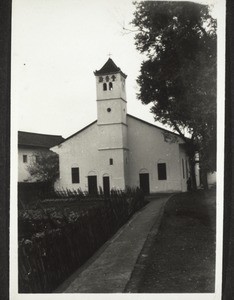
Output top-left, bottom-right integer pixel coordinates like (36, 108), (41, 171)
(18, 144), (53, 148)
(52, 120), (97, 147)
(126, 114), (182, 138)
(94, 70), (127, 79)
(51, 114), (188, 149)
(94, 58), (127, 78)
(18, 130), (64, 138)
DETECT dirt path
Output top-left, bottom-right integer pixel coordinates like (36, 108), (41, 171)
(126, 190), (216, 293)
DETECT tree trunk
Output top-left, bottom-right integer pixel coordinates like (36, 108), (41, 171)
(186, 142), (197, 191)
(200, 167), (209, 190)
(189, 159), (197, 190)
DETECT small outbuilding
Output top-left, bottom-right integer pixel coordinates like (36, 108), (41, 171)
(18, 131), (64, 182)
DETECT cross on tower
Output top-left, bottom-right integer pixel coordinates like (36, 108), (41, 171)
(107, 52), (112, 58)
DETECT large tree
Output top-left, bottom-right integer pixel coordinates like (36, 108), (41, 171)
(131, 1), (217, 188)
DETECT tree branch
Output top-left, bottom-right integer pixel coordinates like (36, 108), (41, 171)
(197, 23), (209, 37)
(169, 118), (187, 144)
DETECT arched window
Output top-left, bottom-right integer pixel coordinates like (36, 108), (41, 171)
(109, 82), (113, 90)
(103, 83), (107, 91)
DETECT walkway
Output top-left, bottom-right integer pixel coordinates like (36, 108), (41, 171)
(128, 190), (216, 293)
(56, 195), (170, 293)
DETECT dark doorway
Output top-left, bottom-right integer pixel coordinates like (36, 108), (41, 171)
(103, 176), (110, 196)
(139, 173), (150, 195)
(157, 163), (167, 180)
(88, 176), (98, 195)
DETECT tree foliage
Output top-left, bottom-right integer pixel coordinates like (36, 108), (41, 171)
(131, 1), (217, 176)
(27, 151), (59, 184)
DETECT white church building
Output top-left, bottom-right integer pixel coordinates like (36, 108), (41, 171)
(51, 58), (190, 194)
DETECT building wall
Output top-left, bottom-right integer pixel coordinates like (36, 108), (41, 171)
(97, 123), (128, 150)
(53, 122), (127, 191)
(95, 73), (126, 101)
(194, 152), (216, 188)
(179, 144), (190, 192)
(207, 172), (216, 187)
(127, 116), (189, 193)
(97, 98), (127, 126)
(53, 117), (190, 193)
(18, 147), (48, 182)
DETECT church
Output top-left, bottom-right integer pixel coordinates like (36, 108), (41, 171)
(51, 58), (190, 194)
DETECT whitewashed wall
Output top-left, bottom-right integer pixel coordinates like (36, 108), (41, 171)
(127, 116), (188, 193)
(207, 172), (216, 187)
(53, 116), (189, 193)
(52, 122), (127, 191)
(18, 147), (48, 182)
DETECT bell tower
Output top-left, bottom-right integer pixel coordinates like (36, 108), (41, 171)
(94, 58), (129, 189)
(94, 58), (127, 127)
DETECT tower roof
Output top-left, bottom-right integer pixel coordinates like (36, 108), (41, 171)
(94, 58), (127, 78)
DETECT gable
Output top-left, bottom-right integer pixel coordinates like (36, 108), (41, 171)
(127, 114), (184, 144)
(51, 120), (98, 152)
(51, 114), (185, 151)
(53, 120), (97, 148)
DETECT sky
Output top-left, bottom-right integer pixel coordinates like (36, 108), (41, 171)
(12, 0), (218, 138)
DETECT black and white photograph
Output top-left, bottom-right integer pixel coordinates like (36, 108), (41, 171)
(11, 0), (225, 298)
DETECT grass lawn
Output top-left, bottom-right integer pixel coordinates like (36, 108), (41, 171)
(131, 189), (216, 293)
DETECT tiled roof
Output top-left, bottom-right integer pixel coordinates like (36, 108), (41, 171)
(18, 131), (64, 148)
(94, 58), (127, 78)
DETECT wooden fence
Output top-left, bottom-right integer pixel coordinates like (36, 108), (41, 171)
(18, 190), (145, 293)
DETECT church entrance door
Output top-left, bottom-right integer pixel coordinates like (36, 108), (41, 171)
(139, 173), (150, 195)
(88, 176), (98, 195)
(103, 176), (110, 197)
